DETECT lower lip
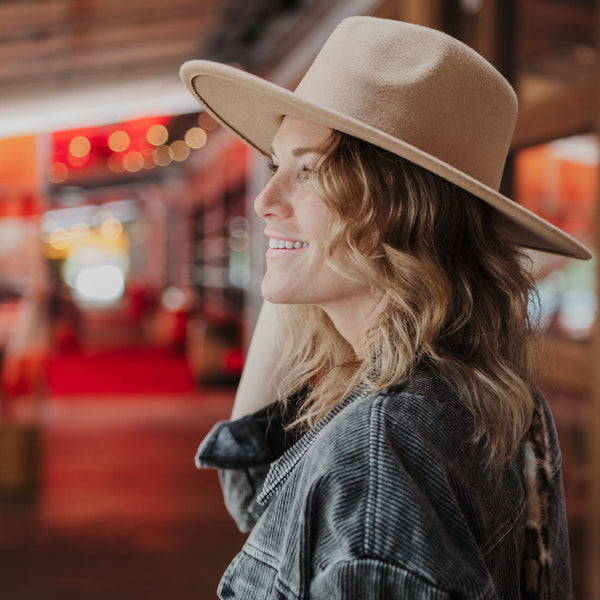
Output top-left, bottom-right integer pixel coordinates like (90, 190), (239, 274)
(266, 247), (307, 258)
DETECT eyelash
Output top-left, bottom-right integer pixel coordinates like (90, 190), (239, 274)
(267, 161), (314, 176)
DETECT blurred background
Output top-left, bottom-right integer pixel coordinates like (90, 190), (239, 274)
(0, 0), (598, 598)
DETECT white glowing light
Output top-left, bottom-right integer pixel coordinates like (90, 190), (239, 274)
(75, 265), (125, 302)
(161, 286), (186, 311)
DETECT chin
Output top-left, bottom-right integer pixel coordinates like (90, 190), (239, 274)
(261, 282), (291, 305)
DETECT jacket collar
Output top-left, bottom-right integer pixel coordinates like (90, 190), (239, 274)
(257, 382), (373, 506)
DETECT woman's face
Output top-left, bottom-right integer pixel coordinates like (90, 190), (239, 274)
(255, 116), (372, 315)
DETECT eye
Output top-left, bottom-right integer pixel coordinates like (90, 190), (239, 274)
(267, 160), (279, 173)
(300, 164), (316, 178)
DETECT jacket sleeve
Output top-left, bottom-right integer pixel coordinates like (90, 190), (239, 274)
(310, 559), (450, 600)
(195, 399), (302, 532)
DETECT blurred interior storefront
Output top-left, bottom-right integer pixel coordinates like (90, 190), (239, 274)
(0, 0), (599, 598)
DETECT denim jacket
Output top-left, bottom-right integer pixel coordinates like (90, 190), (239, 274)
(196, 373), (572, 599)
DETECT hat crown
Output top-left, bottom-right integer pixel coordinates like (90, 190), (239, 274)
(295, 17), (518, 191)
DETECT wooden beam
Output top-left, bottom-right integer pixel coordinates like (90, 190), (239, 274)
(477, 0), (517, 84)
(397, 0), (443, 29)
(510, 81), (596, 151)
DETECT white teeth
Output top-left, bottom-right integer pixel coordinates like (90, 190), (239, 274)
(268, 238), (308, 249)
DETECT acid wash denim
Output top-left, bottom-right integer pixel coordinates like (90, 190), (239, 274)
(196, 373), (572, 599)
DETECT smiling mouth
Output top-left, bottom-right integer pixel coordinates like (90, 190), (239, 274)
(268, 238), (309, 249)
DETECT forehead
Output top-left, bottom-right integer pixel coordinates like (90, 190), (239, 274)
(271, 116), (332, 156)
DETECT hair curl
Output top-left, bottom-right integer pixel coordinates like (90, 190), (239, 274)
(273, 131), (540, 471)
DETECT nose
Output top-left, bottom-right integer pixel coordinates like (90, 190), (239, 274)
(254, 173), (292, 219)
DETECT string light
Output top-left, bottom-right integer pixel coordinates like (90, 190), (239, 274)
(48, 162), (68, 184)
(69, 136), (91, 158)
(169, 140), (190, 162)
(185, 127), (208, 149)
(49, 228), (69, 250)
(123, 151), (144, 172)
(107, 154), (124, 173)
(198, 112), (218, 131)
(100, 216), (123, 240)
(153, 145), (172, 166)
(146, 124), (169, 146)
(108, 130), (130, 152)
(70, 222), (90, 240)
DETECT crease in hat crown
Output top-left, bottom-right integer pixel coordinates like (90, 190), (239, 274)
(292, 17), (517, 191)
(180, 16), (592, 260)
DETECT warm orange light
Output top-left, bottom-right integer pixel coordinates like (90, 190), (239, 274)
(68, 135), (91, 158)
(49, 228), (69, 250)
(185, 127), (208, 149)
(70, 222), (90, 240)
(123, 150), (144, 172)
(146, 124), (169, 146)
(48, 162), (69, 184)
(100, 216), (123, 240)
(198, 112), (219, 131)
(169, 140), (190, 162)
(108, 130), (130, 152)
(107, 154), (124, 173)
(153, 145), (172, 166)
(142, 148), (155, 169)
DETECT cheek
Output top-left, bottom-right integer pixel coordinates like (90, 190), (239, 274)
(304, 199), (339, 248)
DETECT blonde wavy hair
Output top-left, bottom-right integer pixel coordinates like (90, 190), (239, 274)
(273, 130), (540, 471)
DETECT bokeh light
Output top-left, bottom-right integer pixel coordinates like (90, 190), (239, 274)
(146, 124), (169, 146)
(49, 228), (69, 250)
(100, 216), (124, 239)
(75, 265), (125, 302)
(48, 162), (69, 184)
(108, 130), (130, 152)
(185, 127), (208, 149)
(198, 111), (219, 131)
(153, 145), (172, 167)
(123, 151), (144, 172)
(169, 140), (190, 162)
(70, 221), (91, 240)
(107, 154), (124, 173)
(69, 136), (91, 158)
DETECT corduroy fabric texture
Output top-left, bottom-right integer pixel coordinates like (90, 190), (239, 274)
(196, 373), (572, 599)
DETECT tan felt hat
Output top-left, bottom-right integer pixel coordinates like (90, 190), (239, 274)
(181, 16), (591, 260)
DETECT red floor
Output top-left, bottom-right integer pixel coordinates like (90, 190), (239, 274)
(0, 392), (246, 599)
(46, 346), (196, 396)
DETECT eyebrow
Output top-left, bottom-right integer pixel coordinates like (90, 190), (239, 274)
(268, 146), (325, 158)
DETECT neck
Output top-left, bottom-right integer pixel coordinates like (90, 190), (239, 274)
(319, 292), (387, 359)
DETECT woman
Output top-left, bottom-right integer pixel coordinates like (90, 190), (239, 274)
(181, 17), (590, 599)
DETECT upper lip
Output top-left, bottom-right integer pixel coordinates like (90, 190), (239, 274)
(264, 230), (306, 243)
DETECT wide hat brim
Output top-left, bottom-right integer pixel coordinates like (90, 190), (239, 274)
(180, 59), (591, 260)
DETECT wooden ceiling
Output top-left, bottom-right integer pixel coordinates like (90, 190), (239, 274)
(0, 0), (218, 93)
(518, 0), (595, 105)
(0, 0), (596, 120)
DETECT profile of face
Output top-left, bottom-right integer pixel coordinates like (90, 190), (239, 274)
(255, 116), (373, 318)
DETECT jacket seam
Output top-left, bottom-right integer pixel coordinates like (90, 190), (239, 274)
(481, 497), (526, 557)
(241, 546), (299, 600)
(243, 541), (281, 568)
(316, 557), (453, 598)
(364, 398), (378, 556)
